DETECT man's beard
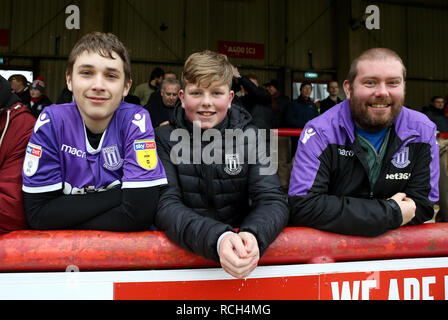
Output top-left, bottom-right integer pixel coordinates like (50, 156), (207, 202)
(350, 93), (403, 132)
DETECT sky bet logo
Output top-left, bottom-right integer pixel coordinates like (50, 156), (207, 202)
(27, 145), (42, 158)
(134, 140), (156, 151)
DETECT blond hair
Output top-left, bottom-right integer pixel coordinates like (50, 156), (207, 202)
(346, 48), (406, 87)
(181, 50), (233, 89)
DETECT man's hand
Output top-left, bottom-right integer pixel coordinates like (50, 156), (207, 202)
(218, 232), (259, 279)
(389, 192), (416, 225)
(238, 231), (260, 262)
(231, 65), (241, 79)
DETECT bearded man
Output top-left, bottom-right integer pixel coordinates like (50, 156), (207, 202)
(288, 48), (439, 236)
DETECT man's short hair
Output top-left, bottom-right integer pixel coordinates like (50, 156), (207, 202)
(346, 48), (406, 87)
(161, 78), (180, 91)
(431, 96), (444, 103)
(66, 32), (132, 84)
(150, 67), (165, 81)
(300, 81), (312, 91)
(264, 79), (279, 90)
(181, 50), (233, 89)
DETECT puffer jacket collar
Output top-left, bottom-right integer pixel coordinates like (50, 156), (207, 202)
(169, 103), (253, 133)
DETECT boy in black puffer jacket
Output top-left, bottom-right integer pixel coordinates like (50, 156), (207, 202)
(155, 50), (289, 279)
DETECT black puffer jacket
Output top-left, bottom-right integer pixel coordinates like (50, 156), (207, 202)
(155, 104), (289, 262)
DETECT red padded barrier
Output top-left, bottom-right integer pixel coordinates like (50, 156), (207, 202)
(0, 129), (443, 273)
(0, 224), (447, 272)
(274, 128), (302, 136)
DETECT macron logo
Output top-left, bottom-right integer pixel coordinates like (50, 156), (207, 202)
(301, 128), (316, 144)
(132, 113), (146, 133)
(34, 113), (50, 133)
(61, 144), (86, 158)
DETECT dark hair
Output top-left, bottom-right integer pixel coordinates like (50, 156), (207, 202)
(300, 81), (312, 90)
(66, 32), (131, 84)
(264, 79), (279, 90)
(150, 67), (165, 81)
(431, 96), (444, 103)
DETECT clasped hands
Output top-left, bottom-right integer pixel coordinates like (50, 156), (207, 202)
(218, 231), (260, 279)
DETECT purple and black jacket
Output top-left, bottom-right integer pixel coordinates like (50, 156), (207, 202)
(288, 100), (439, 236)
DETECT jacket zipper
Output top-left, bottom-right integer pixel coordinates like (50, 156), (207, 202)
(204, 162), (217, 219)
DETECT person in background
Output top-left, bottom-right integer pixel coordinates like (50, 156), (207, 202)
(145, 78), (180, 128)
(422, 96), (448, 222)
(232, 68), (272, 130)
(264, 79), (291, 193)
(264, 79), (290, 129)
(288, 48), (439, 236)
(29, 76), (52, 118)
(8, 74), (31, 106)
(0, 75), (35, 234)
(147, 70), (178, 107)
(287, 81), (319, 158)
(436, 136), (448, 222)
(319, 81), (342, 114)
(56, 85), (73, 104)
(134, 67), (164, 106)
(423, 96), (448, 133)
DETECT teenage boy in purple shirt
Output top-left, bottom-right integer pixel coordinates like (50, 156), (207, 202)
(22, 32), (167, 231)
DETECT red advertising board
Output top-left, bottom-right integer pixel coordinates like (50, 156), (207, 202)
(114, 265), (448, 300)
(0, 257), (446, 300)
(114, 275), (319, 300)
(217, 41), (265, 60)
(320, 267), (448, 300)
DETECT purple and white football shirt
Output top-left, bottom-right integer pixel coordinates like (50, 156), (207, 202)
(22, 102), (167, 194)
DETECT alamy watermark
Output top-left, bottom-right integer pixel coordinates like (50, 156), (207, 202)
(169, 121), (278, 176)
(66, 5), (80, 30)
(64, 4), (380, 31)
(365, 5), (380, 30)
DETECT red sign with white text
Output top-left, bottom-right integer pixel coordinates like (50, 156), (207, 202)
(114, 267), (448, 300)
(320, 267), (448, 300)
(217, 41), (265, 60)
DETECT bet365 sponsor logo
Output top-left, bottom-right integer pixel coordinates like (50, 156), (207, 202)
(386, 173), (411, 180)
